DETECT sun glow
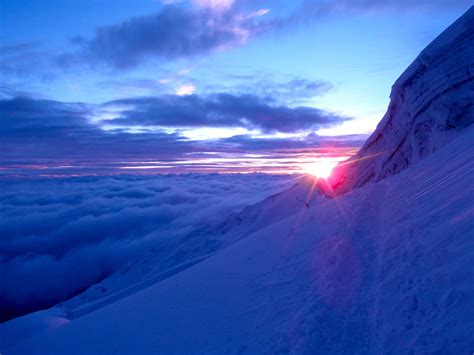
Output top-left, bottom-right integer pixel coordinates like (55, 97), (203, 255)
(304, 160), (338, 179)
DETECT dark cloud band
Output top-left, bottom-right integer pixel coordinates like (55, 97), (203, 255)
(0, 92), (359, 170)
(106, 93), (349, 133)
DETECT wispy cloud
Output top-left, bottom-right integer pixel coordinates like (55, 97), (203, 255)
(59, 4), (270, 70)
(2, 0), (470, 76)
(193, 0), (235, 11)
(227, 76), (333, 104)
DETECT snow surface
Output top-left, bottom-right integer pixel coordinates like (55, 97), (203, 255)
(2, 6), (474, 355)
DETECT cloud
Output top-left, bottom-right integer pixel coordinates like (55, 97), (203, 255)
(61, 4), (270, 69)
(220, 133), (368, 151)
(96, 78), (169, 94)
(0, 96), (196, 164)
(0, 42), (43, 57)
(0, 97), (90, 132)
(0, 173), (295, 322)
(0, 94), (362, 176)
(106, 93), (349, 133)
(193, 0), (235, 11)
(59, 1), (474, 71)
(226, 77), (333, 104)
(2, 1), (469, 76)
(175, 84), (197, 96)
(0, 42), (56, 80)
(0, 91), (349, 141)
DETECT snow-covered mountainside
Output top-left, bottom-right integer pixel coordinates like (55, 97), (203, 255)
(4, 123), (474, 355)
(1, 7), (474, 355)
(327, 6), (474, 194)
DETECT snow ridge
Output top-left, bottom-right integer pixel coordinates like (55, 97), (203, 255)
(328, 6), (474, 194)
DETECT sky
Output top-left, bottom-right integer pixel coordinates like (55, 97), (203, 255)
(0, 0), (471, 175)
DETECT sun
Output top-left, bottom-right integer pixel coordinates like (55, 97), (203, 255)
(304, 160), (338, 179)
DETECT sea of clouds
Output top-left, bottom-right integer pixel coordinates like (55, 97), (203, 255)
(0, 173), (296, 322)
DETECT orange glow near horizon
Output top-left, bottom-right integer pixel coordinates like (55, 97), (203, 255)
(0, 148), (357, 177)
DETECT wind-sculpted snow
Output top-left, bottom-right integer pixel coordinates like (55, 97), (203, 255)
(0, 173), (295, 323)
(328, 6), (474, 193)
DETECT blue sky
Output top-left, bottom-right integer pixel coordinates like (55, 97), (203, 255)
(0, 0), (471, 175)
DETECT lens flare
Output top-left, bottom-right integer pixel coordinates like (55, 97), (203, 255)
(304, 160), (338, 179)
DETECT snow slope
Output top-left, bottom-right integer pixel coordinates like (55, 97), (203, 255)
(327, 6), (474, 194)
(5, 122), (474, 355)
(2, 6), (474, 354)
(55, 177), (321, 313)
